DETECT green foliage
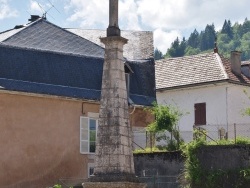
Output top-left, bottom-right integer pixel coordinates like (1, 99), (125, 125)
(53, 185), (62, 188)
(53, 184), (72, 188)
(181, 137), (250, 187)
(154, 48), (164, 60)
(243, 89), (250, 116)
(166, 37), (186, 57)
(164, 19), (250, 60)
(146, 102), (181, 133)
(145, 102), (184, 151)
(133, 147), (167, 154)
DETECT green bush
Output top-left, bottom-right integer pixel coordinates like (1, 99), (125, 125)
(181, 138), (250, 187)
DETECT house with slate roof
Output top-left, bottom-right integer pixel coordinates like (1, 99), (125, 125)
(155, 51), (250, 142)
(0, 17), (155, 187)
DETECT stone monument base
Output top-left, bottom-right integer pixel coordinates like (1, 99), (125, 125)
(82, 182), (147, 188)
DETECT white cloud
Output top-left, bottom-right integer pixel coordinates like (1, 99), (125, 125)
(154, 28), (182, 54)
(64, 0), (141, 30)
(137, 0), (250, 31)
(63, 0), (250, 49)
(64, 0), (108, 29)
(120, 0), (141, 30)
(29, 0), (43, 14)
(0, 0), (18, 20)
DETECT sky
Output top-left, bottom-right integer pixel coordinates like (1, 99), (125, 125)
(1, 0), (250, 54)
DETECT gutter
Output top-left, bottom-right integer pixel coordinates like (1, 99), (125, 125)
(157, 79), (250, 92)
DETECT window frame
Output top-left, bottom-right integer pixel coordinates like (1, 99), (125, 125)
(194, 102), (206, 126)
(80, 116), (98, 154)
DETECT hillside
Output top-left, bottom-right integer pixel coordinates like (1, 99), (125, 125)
(155, 18), (250, 61)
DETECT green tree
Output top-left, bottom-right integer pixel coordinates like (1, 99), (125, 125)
(188, 29), (200, 48)
(166, 37), (186, 57)
(243, 90), (250, 116)
(185, 46), (201, 56)
(239, 32), (250, 60)
(146, 103), (184, 150)
(154, 48), (164, 60)
(221, 19), (233, 39)
(200, 24), (216, 51)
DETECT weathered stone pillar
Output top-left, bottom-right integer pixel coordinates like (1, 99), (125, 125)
(90, 35), (137, 182)
(83, 0), (146, 187)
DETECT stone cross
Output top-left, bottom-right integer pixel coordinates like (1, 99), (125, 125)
(107, 0), (121, 37)
(89, 0), (138, 183)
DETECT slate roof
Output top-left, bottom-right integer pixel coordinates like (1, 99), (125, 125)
(155, 52), (250, 90)
(1, 19), (104, 58)
(0, 27), (25, 42)
(49, 29), (153, 61)
(0, 43), (156, 106)
(0, 20), (154, 61)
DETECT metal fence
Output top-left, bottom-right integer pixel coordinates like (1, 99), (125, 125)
(193, 123), (250, 142)
(133, 123), (250, 148)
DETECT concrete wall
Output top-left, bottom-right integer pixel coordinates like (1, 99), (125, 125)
(0, 91), (153, 188)
(134, 151), (184, 177)
(197, 145), (250, 171)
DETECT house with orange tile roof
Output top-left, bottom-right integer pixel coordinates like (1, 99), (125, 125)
(155, 51), (250, 142)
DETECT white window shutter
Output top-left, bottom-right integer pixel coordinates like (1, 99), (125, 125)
(80, 117), (89, 154)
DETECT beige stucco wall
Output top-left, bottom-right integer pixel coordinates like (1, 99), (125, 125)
(0, 92), (153, 188)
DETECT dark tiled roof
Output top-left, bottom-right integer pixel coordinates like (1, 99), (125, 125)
(0, 27), (25, 41)
(66, 29), (154, 60)
(0, 44), (155, 106)
(2, 19), (104, 58)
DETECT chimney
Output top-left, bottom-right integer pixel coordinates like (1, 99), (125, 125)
(28, 15), (40, 22)
(230, 51), (242, 76)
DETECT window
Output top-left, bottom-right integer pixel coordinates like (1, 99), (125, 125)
(194, 103), (206, 125)
(80, 117), (98, 154)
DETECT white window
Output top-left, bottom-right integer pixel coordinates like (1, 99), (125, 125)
(80, 117), (98, 154)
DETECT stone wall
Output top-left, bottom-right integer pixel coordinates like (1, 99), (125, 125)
(134, 151), (184, 177)
(196, 145), (250, 171)
(134, 145), (250, 181)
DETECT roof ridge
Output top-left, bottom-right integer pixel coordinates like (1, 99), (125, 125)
(66, 28), (153, 33)
(2, 18), (43, 42)
(216, 53), (229, 79)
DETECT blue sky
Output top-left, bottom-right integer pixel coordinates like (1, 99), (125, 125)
(1, 0), (250, 54)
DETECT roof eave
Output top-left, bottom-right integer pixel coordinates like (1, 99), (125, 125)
(156, 79), (229, 91)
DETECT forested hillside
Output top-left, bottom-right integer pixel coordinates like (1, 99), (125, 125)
(155, 18), (250, 60)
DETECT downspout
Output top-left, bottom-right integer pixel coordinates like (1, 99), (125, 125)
(226, 86), (229, 138)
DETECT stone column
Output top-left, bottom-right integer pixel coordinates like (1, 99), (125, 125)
(83, 0), (146, 187)
(107, 0), (120, 37)
(90, 35), (137, 182)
